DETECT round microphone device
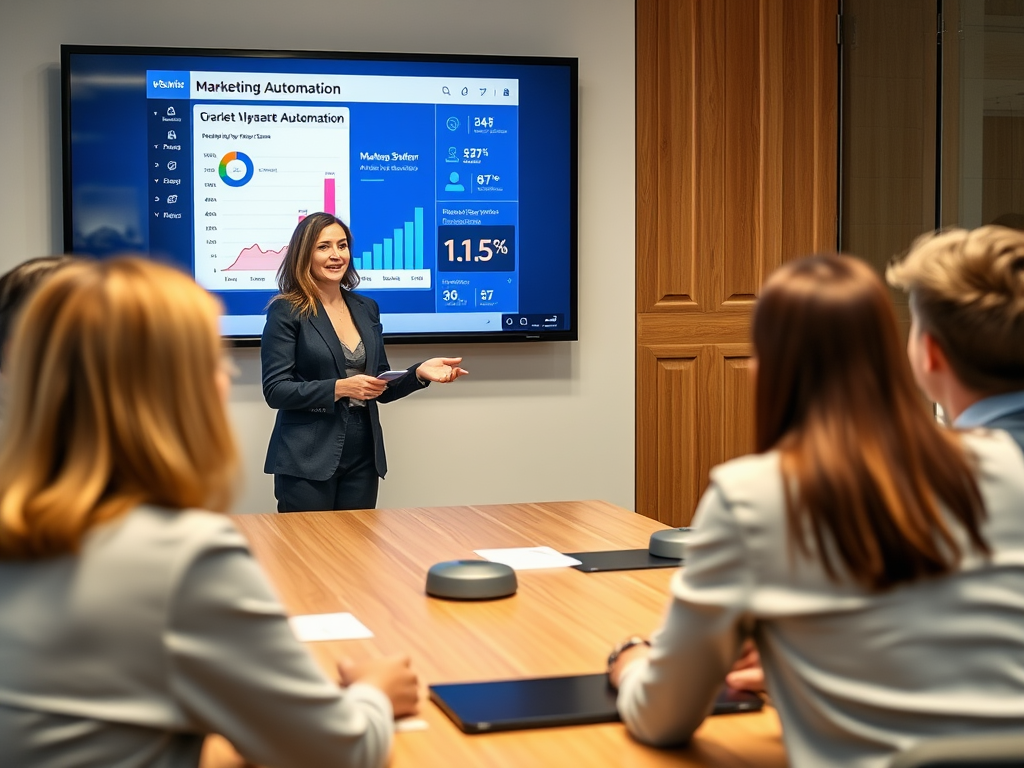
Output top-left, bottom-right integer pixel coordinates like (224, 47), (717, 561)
(648, 527), (694, 560)
(425, 559), (518, 600)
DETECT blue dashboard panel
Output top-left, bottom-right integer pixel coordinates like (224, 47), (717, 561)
(63, 46), (578, 343)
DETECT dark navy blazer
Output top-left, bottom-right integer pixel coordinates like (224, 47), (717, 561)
(261, 291), (426, 481)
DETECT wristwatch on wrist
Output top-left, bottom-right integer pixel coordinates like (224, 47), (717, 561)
(607, 636), (651, 672)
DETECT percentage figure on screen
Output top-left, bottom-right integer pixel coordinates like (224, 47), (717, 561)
(437, 225), (515, 273)
(476, 174), (501, 185)
(444, 238), (508, 263)
(442, 289), (459, 302)
(463, 148), (489, 159)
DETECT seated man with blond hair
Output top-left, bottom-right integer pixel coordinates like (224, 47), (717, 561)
(887, 225), (1024, 451)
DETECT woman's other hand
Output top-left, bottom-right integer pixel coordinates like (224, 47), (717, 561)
(338, 656), (420, 718)
(416, 357), (468, 384)
(199, 734), (256, 768)
(725, 639), (766, 693)
(335, 375), (388, 401)
(608, 642), (652, 689)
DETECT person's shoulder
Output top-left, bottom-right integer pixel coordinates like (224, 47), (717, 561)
(129, 502), (240, 532)
(263, 297), (306, 337)
(346, 290), (379, 312)
(266, 296), (299, 319)
(264, 296), (301, 326)
(709, 451), (782, 499)
(79, 506), (249, 606)
(961, 428), (1024, 480)
(961, 425), (1021, 453)
(958, 428), (1024, 559)
(111, 505), (247, 559)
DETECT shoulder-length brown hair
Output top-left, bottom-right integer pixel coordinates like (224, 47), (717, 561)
(273, 212), (359, 316)
(0, 258), (238, 559)
(754, 254), (987, 591)
(0, 255), (76, 368)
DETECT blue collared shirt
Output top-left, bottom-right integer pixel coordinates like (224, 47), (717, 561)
(955, 390), (1024, 429)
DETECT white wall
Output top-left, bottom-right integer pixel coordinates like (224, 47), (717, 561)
(0, 0), (635, 514)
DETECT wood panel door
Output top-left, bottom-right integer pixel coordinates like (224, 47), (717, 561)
(636, 0), (838, 525)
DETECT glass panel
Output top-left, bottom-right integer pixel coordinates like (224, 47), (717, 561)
(942, 0), (1024, 229)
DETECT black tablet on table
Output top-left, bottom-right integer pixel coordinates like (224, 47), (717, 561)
(565, 549), (682, 572)
(430, 672), (763, 734)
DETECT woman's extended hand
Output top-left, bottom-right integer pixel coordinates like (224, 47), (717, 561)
(338, 656), (420, 718)
(335, 375), (388, 401)
(416, 357), (469, 384)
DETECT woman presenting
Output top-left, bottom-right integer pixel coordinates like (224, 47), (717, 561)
(262, 212), (467, 512)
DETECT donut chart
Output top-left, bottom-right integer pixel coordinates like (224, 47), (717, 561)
(219, 151), (254, 187)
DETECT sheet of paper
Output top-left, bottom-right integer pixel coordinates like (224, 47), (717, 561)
(395, 718), (429, 733)
(473, 546), (583, 571)
(288, 612), (374, 642)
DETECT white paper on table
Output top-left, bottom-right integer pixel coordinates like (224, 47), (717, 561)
(288, 612), (374, 642)
(472, 546), (582, 571)
(395, 718), (429, 733)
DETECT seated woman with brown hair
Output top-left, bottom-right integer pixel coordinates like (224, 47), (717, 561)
(0, 255), (75, 369)
(0, 258), (418, 768)
(609, 255), (1024, 767)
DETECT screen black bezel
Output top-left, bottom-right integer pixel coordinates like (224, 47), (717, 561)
(60, 44), (579, 346)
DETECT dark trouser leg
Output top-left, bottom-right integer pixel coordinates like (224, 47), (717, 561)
(274, 473), (337, 512)
(274, 407), (380, 513)
(332, 407), (379, 511)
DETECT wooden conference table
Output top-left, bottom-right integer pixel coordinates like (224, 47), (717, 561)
(230, 500), (786, 768)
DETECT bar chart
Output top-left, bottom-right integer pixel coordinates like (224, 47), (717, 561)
(297, 176), (336, 223)
(353, 206), (431, 290)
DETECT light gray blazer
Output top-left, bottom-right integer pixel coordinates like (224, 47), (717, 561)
(617, 429), (1024, 768)
(0, 506), (393, 768)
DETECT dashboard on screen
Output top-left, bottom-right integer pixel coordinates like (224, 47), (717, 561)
(61, 45), (578, 343)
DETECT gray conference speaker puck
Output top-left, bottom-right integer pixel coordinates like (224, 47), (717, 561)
(648, 527), (694, 560)
(425, 559), (519, 600)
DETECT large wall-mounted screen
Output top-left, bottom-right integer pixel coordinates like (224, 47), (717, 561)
(62, 45), (578, 343)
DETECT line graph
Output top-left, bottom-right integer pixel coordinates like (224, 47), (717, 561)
(224, 243), (288, 272)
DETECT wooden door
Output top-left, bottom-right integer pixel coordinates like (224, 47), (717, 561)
(636, 0), (839, 525)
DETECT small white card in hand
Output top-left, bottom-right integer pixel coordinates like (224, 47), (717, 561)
(288, 612), (374, 642)
(473, 546), (582, 571)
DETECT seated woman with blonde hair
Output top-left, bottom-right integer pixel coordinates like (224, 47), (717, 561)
(609, 255), (1024, 767)
(0, 258), (418, 768)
